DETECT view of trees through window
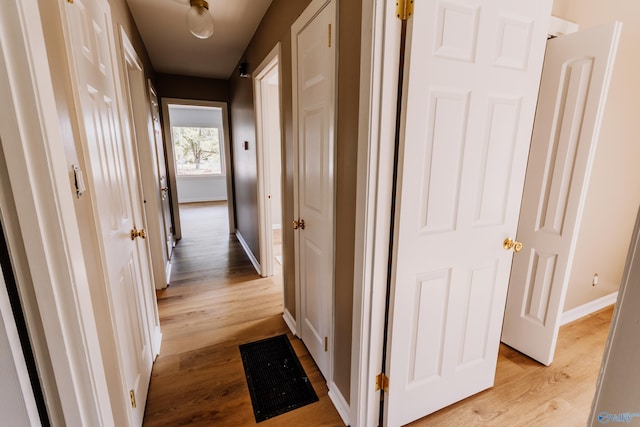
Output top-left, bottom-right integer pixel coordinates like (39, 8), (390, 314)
(172, 126), (222, 175)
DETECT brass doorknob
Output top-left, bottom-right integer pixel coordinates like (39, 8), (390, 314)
(503, 238), (523, 252)
(292, 219), (306, 230)
(131, 227), (147, 240)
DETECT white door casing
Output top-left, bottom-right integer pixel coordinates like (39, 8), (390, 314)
(61, 0), (155, 424)
(148, 83), (175, 267)
(292, 0), (337, 379)
(502, 22), (622, 366)
(385, 1), (552, 425)
(121, 29), (169, 295)
(255, 44), (283, 278)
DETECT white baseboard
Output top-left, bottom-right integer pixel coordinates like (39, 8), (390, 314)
(328, 382), (351, 426)
(152, 328), (162, 362)
(561, 292), (618, 326)
(283, 308), (297, 336)
(165, 261), (172, 286)
(235, 230), (261, 275)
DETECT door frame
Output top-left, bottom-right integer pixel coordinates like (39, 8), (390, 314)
(0, 0), (113, 424)
(160, 98), (235, 237)
(350, 0), (402, 425)
(350, 3), (591, 426)
(120, 28), (171, 293)
(254, 43), (284, 278)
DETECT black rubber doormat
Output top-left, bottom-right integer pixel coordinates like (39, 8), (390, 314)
(239, 334), (318, 422)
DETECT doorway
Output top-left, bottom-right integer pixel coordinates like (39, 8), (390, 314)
(254, 44), (284, 278)
(161, 99), (235, 244)
(352, 2), (622, 425)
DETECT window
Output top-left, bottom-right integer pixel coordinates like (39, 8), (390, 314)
(172, 126), (223, 175)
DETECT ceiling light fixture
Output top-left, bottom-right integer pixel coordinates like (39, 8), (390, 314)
(186, 0), (214, 40)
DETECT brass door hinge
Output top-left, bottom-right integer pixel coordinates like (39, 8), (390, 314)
(130, 389), (137, 408)
(328, 24), (332, 48)
(324, 336), (328, 352)
(396, 0), (414, 21)
(375, 373), (389, 392)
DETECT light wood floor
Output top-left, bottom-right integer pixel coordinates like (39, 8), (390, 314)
(408, 306), (612, 426)
(143, 202), (613, 426)
(143, 202), (344, 426)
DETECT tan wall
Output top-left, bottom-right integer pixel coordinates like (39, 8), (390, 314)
(229, 0), (312, 305)
(228, 0), (362, 401)
(155, 73), (230, 102)
(37, 0), (154, 424)
(551, 1), (640, 310)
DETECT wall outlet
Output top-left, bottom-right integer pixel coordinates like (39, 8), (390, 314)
(592, 273), (599, 287)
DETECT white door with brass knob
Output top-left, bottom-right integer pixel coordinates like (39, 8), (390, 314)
(62, 0), (156, 424)
(384, 0), (553, 424)
(502, 22), (622, 366)
(292, 0), (337, 380)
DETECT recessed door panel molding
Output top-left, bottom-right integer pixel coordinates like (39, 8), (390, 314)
(537, 58), (594, 235)
(434, 1), (480, 62)
(494, 14), (534, 70)
(302, 107), (326, 215)
(502, 22), (622, 366)
(474, 96), (522, 227)
(409, 269), (451, 384)
(419, 90), (470, 235)
(523, 250), (558, 325)
(459, 261), (498, 367)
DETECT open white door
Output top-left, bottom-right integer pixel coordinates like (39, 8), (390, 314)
(501, 22), (622, 366)
(385, 1), (551, 425)
(292, 0), (337, 379)
(148, 83), (175, 273)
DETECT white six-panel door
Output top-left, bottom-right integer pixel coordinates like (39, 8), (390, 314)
(62, 0), (154, 424)
(385, 1), (552, 425)
(292, 0), (337, 379)
(502, 22), (622, 366)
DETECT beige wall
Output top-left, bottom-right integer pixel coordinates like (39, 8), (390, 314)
(37, 0), (154, 424)
(228, 0), (362, 401)
(552, 1), (640, 310)
(229, 0), (312, 305)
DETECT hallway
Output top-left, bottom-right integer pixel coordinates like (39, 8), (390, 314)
(143, 202), (344, 426)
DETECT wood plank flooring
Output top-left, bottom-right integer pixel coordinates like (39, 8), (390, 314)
(143, 202), (613, 426)
(408, 306), (613, 427)
(143, 202), (344, 426)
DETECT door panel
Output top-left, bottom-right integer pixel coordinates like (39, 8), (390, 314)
(293, 0), (336, 379)
(502, 23), (622, 366)
(385, 1), (552, 425)
(64, 0), (153, 424)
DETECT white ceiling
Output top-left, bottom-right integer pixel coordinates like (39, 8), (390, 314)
(126, 0), (273, 79)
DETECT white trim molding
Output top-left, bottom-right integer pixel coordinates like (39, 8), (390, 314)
(351, 0), (403, 426)
(328, 381), (351, 426)
(561, 292), (618, 326)
(235, 230), (261, 275)
(283, 308), (297, 336)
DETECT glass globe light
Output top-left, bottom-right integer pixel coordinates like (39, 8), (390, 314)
(187, 0), (214, 39)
